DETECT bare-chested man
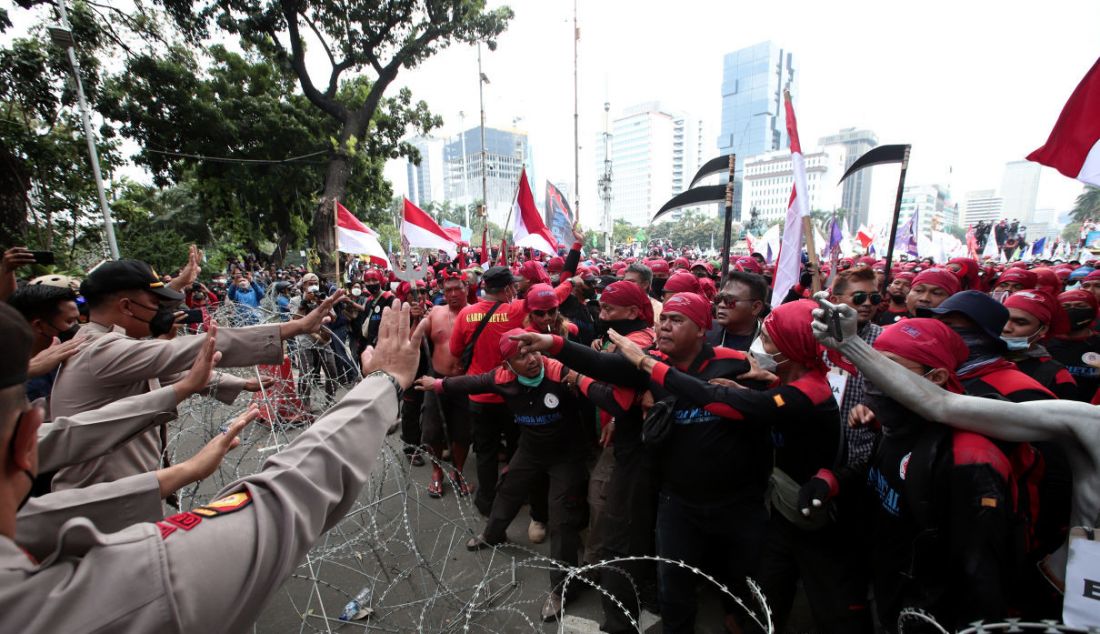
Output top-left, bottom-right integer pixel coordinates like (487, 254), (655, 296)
(422, 274), (473, 497)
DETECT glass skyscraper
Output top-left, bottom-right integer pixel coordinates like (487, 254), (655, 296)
(717, 41), (798, 220)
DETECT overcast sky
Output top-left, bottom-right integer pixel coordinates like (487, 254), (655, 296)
(372, 0), (1097, 227)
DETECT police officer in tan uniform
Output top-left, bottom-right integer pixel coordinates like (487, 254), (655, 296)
(0, 301), (423, 633)
(49, 259), (345, 491)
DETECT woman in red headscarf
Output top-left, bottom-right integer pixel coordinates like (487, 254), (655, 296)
(1047, 289), (1100, 402)
(607, 299), (870, 634)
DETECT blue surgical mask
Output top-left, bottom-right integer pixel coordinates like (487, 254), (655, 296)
(512, 364), (545, 388)
(1001, 335), (1031, 351)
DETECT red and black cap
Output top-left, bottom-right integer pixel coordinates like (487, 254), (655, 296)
(80, 259), (185, 302)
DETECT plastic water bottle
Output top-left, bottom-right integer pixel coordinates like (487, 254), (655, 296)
(339, 587), (373, 621)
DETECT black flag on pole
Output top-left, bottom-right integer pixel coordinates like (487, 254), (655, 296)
(651, 185), (726, 223)
(838, 144), (910, 184)
(688, 154), (736, 189)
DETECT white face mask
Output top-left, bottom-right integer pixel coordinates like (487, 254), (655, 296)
(749, 336), (780, 373)
(307, 285), (320, 294)
(351, 287), (362, 297)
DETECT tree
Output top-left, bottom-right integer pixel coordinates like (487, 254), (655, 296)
(649, 210), (731, 250)
(160, 0), (512, 269)
(1071, 186), (1100, 224)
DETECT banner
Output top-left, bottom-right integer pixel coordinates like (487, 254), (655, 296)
(545, 181), (574, 251)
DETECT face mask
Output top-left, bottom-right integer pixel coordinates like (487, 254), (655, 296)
(650, 277), (667, 297)
(510, 362), (545, 387)
(139, 305), (179, 337)
(991, 290), (1010, 304)
(307, 285), (320, 294)
(366, 285), (381, 295)
(351, 288), (362, 297)
(889, 293), (907, 304)
(749, 336), (779, 373)
(1001, 335), (1031, 351)
(53, 323), (80, 343)
(595, 317), (643, 339)
(1066, 307), (1096, 330)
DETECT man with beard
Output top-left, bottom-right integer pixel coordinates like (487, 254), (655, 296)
(875, 272), (914, 326)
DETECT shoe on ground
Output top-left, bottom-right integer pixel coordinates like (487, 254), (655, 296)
(465, 534), (492, 551)
(528, 520), (547, 544)
(427, 476), (444, 499)
(541, 592), (563, 622)
(450, 470), (471, 497)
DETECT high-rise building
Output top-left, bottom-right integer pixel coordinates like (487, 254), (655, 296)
(900, 184), (952, 235)
(963, 190), (1003, 225)
(443, 126), (533, 225)
(405, 136), (446, 207)
(1000, 160), (1042, 224)
(717, 41), (798, 220)
(594, 102), (703, 227)
(742, 145), (846, 224)
(818, 128), (878, 229)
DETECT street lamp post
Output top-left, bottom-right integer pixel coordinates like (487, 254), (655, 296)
(49, 0), (120, 259)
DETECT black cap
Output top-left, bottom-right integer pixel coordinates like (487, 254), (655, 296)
(80, 259), (185, 302)
(482, 266), (516, 290)
(917, 290), (1008, 348)
(0, 302), (33, 390)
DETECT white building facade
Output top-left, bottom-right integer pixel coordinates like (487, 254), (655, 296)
(742, 146), (846, 224)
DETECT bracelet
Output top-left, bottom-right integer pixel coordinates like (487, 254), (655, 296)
(366, 370), (404, 400)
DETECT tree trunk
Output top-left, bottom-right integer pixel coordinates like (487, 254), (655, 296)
(312, 114), (362, 279)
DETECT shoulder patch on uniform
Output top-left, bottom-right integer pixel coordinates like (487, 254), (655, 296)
(981, 497), (999, 508)
(164, 512), (203, 531)
(156, 522), (177, 540)
(192, 491), (252, 518)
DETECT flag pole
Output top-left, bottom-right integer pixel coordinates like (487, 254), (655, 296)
(880, 146), (912, 291)
(718, 154), (736, 283)
(802, 216), (821, 293)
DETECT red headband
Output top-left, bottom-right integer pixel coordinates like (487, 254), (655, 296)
(664, 271), (702, 294)
(912, 268), (961, 296)
(874, 318), (967, 393)
(763, 299), (826, 372)
(524, 283), (560, 311)
(663, 292), (712, 331)
(601, 281), (654, 324)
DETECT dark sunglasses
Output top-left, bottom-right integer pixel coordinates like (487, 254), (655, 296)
(531, 308), (558, 318)
(849, 291), (882, 306)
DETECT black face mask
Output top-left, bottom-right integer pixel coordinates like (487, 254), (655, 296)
(47, 322), (80, 343)
(864, 386), (923, 435)
(1066, 307), (1096, 331)
(595, 317), (647, 339)
(650, 277), (667, 297)
(889, 293), (907, 305)
(136, 305), (179, 338)
(951, 326), (1002, 364)
(366, 284), (381, 295)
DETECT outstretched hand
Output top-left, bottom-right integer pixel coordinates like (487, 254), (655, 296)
(606, 329), (646, 368)
(510, 331), (554, 355)
(811, 291), (858, 350)
(296, 289), (347, 336)
(159, 405), (257, 497)
(174, 325), (221, 402)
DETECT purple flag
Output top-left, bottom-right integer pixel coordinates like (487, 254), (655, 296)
(894, 208), (919, 257)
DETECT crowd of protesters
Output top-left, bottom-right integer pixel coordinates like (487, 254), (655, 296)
(4, 228), (1100, 632)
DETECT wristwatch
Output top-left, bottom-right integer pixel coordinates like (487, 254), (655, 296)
(367, 370), (404, 400)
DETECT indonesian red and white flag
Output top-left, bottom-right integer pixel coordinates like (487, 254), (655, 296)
(401, 198), (458, 257)
(771, 92), (811, 308)
(1027, 58), (1100, 187)
(855, 224), (875, 250)
(512, 168), (559, 255)
(335, 202), (390, 268)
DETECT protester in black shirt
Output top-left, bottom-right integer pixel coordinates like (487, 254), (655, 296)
(708, 271), (767, 351)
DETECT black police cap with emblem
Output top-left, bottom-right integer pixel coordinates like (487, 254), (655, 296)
(80, 259), (185, 302)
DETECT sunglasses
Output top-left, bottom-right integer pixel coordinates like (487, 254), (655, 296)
(848, 291), (882, 306)
(531, 308), (558, 318)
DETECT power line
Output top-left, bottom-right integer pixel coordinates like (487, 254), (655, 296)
(144, 148), (329, 165)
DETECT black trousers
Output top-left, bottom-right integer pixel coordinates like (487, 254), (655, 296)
(400, 389), (424, 454)
(596, 444), (657, 634)
(469, 401), (519, 515)
(654, 492), (769, 634)
(483, 444), (587, 590)
(757, 513), (872, 634)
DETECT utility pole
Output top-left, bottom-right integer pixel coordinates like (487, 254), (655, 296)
(477, 44), (489, 229)
(50, 0), (119, 259)
(459, 111), (469, 228)
(598, 101), (613, 256)
(572, 0), (580, 225)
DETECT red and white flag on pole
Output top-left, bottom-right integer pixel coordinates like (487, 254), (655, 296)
(401, 198), (458, 257)
(771, 92), (811, 308)
(512, 168), (559, 255)
(1027, 58), (1100, 187)
(336, 202), (390, 268)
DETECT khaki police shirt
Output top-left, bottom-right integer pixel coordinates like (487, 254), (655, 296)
(0, 374), (397, 634)
(49, 321), (283, 490)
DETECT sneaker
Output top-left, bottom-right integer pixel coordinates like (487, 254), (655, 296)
(541, 592), (563, 622)
(528, 520), (547, 544)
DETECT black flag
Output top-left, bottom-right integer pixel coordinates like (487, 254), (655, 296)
(651, 185), (726, 223)
(838, 144), (910, 184)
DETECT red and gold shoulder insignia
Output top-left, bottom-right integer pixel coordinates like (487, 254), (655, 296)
(192, 491), (253, 518)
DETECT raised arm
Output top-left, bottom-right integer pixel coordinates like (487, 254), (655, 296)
(811, 294), (1085, 444)
(549, 336), (650, 389)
